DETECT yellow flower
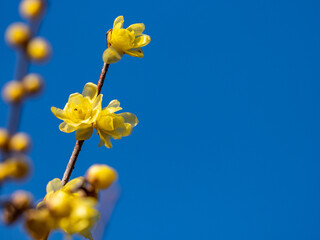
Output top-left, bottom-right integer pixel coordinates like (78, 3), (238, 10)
(8, 132), (31, 152)
(103, 16), (151, 64)
(27, 37), (51, 62)
(51, 83), (103, 140)
(5, 22), (30, 47)
(19, 0), (44, 19)
(2, 80), (25, 103)
(40, 178), (99, 240)
(86, 164), (117, 189)
(94, 100), (138, 148)
(0, 156), (30, 181)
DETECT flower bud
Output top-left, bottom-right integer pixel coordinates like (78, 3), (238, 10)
(0, 128), (9, 150)
(5, 23), (30, 47)
(46, 190), (72, 217)
(22, 73), (44, 95)
(2, 80), (25, 103)
(25, 209), (52, 240)
(27, 37), (51, 62)
(11, 190), (33, 211)
(0, 156), (30, 181)
(19, 0), (44, 19)
(9, 132), (31, 152)
(86, 164), (117, 189)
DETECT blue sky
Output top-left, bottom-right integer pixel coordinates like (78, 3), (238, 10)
(1, 0), (320, 239)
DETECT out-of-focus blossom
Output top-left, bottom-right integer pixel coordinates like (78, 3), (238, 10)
(2, 80), (25, 103)
(94, 100), (138, 148)
(103, 16), (151, 64)
(86, 164), (117, 189)
(22, 73), (44, 95)
(0, 156), (30, 181)
(51, 83), (103, 140)
(19, 0), (44, 19)
(0, 128), (9, 150)
(5, 23), (30, 47)
(27, 37), (51, 62)
(8, 132), (31, 153)
(25, 208), (53, 240)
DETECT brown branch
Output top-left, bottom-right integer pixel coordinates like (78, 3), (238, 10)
(61, 32), (111, 186)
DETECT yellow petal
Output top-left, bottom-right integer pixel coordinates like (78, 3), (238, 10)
(102, 46), (123, 64)
(98, 131), (113, 148)
(51, 107), (67, 120)
(125, 48), (144, 58)
(75, 127), (93, 140)
(92, 94), (102, 110)
(113, 16), (124, 29)
(133, 34), (151, 48)
(46, 178), (62, 194)
(59, 122), (77, 133)
(127, 23), (145, 35)
(118, 112), (139, 127)
(68, 93), (83, 105)
(106, 100), (122, 113)
(63, 177), (84, 192)
(82, 82), (98, 102)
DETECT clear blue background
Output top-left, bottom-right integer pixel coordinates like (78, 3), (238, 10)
(1, 0), (320, 239)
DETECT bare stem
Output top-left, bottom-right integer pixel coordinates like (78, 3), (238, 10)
(61, 33), (111, 185)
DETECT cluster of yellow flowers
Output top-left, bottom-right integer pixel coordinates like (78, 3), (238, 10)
(51, 82), (138, 148)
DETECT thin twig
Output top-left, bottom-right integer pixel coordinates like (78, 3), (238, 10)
(61, 32), (111, 186)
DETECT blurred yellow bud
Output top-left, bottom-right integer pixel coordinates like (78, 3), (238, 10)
(11, 190), (33, 210)
(0, 128), (9, 150)
(86, 164), (117, 189)
(2, 80), (25, 103)
(46, 190), (72, 217)
(22, 73), (44, 95)
(19, 0), (44, 19)
(25, 209), (53, 240)
(5, 23), (30, 47)
(0, 156), (30, 181)
(9, 132), (31, 152)
(27, 37), (51, 62)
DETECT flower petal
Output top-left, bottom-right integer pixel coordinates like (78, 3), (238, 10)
(92, 94), (102, 110)
(63, 177), (85, 192)
(113, 16), (124, 29)
(125, 48), (144, 58)
(51, 107), (67, 120)
(46, 178), (62, 194)
(133, 34), (151, 48)
(127, 23), (145, 35)
(98, 130), (113, 148)
(119, 112), (139, 127)
(75, 127), (93, 140)
(68, 93), (83, 105)
(82, 83), (98, 101)
(59, 122), (77, 133)
(105, 100), (122, 113)
(102, 46), (124, 64)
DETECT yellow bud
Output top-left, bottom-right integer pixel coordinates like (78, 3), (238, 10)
(9, 132), (31, 152)
(86, 164), (117, 189)
(22, 73), (44, 95)
(46, 190), (72, 217)
(0, 156), (30, 180)
(19, 0), (44, 19)
(25, 209), (53, 240)
(11, 190), (33, 210)
(0, 128), (9, 150)
(5, 23), (30, 47)
(27, 37), (51, 62)
(2, 80), (25, 103)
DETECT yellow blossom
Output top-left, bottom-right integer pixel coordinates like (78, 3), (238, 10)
(103, 16), (151, 64)
(0, 156), (30, 181)
(51, 83), (103, 140)
(25, 208), (53, 240)
(0, 128), (9, 150)
(86, 164), (117, 189)
(94, 100), (138, 148)
(2, 80), (25, 103)
(8, 132), (31, 152)
(5, 22), (30, 47)
(27, 37), (51, 62)
(19, 0), (44, 19)
(22, 73), (44, 95)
